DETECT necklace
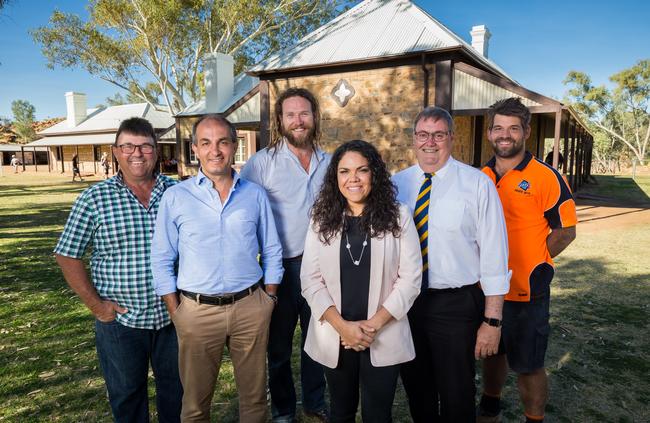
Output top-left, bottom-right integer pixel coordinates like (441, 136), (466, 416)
(345, 231), (368, 266)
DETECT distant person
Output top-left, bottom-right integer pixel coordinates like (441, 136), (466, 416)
(478, 98), (577, 423)
(100, 152), (110, 179)
(54, 117), (182, 422)
(151, 115), (283, 422)
(241, 87), (329, 422)
(544, 150), (564, 172)
(301, 140), (421, 422)
(10, 155), (21, 173)
(393, 106), (510, 423)
(71, 153), (83, 182)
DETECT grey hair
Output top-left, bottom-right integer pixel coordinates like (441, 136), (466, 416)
(191, 114), (238, 145)
(413, 106), (454, 132)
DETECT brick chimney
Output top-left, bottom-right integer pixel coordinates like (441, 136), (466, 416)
(65, 92), (87, 128)
(204, 53), (234, 112)
(470, 25), (491, 58)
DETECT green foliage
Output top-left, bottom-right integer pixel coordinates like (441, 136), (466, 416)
(104, 82), (161, 107)
(31, 0), (349, 115)
(10, 99), (37, 143)
(564, 59), (650, 165)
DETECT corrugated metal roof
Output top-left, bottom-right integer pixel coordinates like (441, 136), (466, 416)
(27, 133), (116, 147)
(39, 103), (174, 135)
(249, 0), (514, 82)
(0, 144), (48, 152)
(453, 69), (541, 110)
(176, 73), (259, 118)
(27, 130), (176, 147)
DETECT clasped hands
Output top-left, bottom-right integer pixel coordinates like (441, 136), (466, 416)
(339, 320), (378, 352)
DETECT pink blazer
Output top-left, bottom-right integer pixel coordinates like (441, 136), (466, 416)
(300, 204), (422, 368)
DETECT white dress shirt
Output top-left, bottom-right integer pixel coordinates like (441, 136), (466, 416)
(240, 140), (331, 258)
(392, 157), (511, 296)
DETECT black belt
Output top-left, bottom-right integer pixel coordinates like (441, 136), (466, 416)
(180, 281), (260, 306)
(283, 254), (303, 263)
(426, 281), (480, 294)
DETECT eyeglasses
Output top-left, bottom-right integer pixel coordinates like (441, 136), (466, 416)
(414, 131), (449, 143)
(115, 143), (155, 154)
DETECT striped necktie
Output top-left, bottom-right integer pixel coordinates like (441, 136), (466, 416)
(414, 172), (433, 289)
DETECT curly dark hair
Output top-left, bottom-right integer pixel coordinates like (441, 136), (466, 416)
(311, 140), (401, 244)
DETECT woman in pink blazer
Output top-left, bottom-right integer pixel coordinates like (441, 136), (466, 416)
(301, 140), (422, 422)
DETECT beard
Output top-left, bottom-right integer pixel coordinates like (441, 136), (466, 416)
(493, 137), (525, 158)
(281, 124), (316, 148)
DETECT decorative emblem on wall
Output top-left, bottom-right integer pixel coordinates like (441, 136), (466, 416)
(331, 79), (355, 107)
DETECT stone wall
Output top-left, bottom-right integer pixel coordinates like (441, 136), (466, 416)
(452, 115), (473, 165)
(268, 64), (436, 173)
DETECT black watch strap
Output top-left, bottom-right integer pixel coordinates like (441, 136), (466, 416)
(483, 316), (503, 327)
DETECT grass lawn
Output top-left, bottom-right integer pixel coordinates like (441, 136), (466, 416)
(1, 173), (648, 422)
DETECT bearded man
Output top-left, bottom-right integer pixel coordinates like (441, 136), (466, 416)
(241, 87), (330, 423)
(478, 97), (577, 423)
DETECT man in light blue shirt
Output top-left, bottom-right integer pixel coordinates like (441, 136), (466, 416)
(151, 115), (283, 422)
(241, 88), (330, 422)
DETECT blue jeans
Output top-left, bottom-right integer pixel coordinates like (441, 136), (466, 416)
(95, 320), (183, 423)
(268, 258), (327, 421)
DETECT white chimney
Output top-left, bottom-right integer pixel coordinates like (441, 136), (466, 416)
(65, 92), (87, 128)
(204, 53), (234, 112)
(470, 25), (491, 58)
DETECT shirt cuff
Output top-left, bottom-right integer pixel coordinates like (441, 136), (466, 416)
(480, 270), (512, 296)
(154, 281), (178, 297)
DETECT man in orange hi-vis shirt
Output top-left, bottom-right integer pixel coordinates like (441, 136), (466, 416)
(477, 98), (577, 423)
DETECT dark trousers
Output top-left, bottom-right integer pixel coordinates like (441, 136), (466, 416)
(325, 347), (399, 423)
(95, 320), (182, 423)
(267, 258), (326, 421)
(400, 284), (485, 423)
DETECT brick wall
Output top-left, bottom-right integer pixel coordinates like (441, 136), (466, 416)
(268, 64), (437, 173)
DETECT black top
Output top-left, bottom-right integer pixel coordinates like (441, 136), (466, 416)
(339, 215), (371, 321)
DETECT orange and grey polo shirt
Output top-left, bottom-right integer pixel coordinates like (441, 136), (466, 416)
(482, 151), (577, 302)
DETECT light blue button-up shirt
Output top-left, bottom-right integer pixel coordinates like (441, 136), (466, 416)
(240, 140), (331, 258)
(151, 170), (284, 296)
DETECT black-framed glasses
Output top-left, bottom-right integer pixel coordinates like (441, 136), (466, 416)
(414, 130), (449, 143)
(115, 143), (155, 154)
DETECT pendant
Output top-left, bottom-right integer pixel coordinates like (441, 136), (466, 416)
(354, 260), (360, 266)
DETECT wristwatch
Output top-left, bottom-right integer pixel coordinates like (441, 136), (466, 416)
(268, 294), (278, 304)
(483, 316), (503, 327)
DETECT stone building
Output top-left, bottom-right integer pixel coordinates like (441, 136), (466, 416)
(179, 0), (594, 189)
(249, 0), (593, 187)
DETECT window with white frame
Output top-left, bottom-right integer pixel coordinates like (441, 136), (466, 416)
(235, 136), (247, 163)
(185, 139), (198, 164)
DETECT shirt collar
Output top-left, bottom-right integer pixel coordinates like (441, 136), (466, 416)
(112, 171), (163, 190)
(275, 137), (325, 161)
(195, 168), (240, 189)
(486, 151), (533, 174)
(418, 156), (454, 180)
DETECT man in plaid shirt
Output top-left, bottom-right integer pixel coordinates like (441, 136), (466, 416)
(54, 117), (182, 423)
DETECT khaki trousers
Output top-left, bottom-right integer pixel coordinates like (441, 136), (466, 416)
(172, 287), (275, 422)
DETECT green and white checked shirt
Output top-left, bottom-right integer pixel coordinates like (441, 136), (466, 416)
(54, 172), (177, 329)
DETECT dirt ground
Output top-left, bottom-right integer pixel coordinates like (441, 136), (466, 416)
(577, 202), (650, 233)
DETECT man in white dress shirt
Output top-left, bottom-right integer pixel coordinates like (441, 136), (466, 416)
(393, 106), (511, 423)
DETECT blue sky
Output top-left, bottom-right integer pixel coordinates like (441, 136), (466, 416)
(0, 0), (648, 120)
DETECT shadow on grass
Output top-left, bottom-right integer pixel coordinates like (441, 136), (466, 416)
(492, 256), (650, 422)
(578, 175), (650, 206)
(0, 183), (89, 199)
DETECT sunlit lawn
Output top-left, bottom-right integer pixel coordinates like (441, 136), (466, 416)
(1, 172), (648, 422)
